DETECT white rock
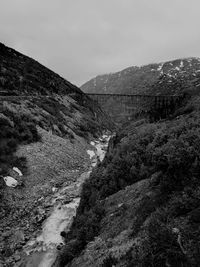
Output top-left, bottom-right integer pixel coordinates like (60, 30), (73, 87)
(175, 66), (180, 71)
(3, 176), (18, 187)
(13, 167), (23, 176)
(172, 227), (179, 234)
(180, 61), (184, 68)
(91, 160), (97, 167)
(52, 187), (57, 193)
(87, 150), (95, 159)
(157, 64), (163, 71)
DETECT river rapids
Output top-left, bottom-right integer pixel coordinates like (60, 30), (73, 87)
(20, 134), (111, 267)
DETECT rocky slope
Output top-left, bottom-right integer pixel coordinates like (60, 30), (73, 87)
(81, 58), (200, 95)
(0, 42), (112, 266)
(20, 134), (111, 267)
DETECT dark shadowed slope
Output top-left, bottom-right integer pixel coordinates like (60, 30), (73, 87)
(0, 42), (112, 138)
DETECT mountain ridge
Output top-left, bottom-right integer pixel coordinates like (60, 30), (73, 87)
(0, 41), (112, 137)
(81, 57), (200, 96)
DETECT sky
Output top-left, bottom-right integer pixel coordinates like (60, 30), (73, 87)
(0, 0), (200, 86)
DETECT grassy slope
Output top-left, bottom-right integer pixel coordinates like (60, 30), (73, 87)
(58, 95), (200, 267)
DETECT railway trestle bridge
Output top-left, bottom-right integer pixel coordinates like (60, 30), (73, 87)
(87, 93), (185, 122)
(0, 92), (185, 123)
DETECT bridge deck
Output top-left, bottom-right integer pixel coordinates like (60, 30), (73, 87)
(86, 93), (182, 97)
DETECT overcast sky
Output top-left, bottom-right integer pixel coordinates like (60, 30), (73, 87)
(0, 0), (200, 86)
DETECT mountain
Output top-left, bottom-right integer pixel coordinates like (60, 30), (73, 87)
(81, 58), (200, 95)
(0, 42), (112, 265)
(0, 42), (111, 138)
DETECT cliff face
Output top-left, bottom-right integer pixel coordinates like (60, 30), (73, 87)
(81, 58), (200, 95)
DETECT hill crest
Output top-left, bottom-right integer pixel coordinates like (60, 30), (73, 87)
(81, 57), (200, 95)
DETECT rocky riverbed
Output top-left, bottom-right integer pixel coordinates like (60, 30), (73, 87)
(16, 134), (111, 267)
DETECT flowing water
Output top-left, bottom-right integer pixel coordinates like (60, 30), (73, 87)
(21, 134), (111, 267)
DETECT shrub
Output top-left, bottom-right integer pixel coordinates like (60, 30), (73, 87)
(61, 111), (200, 265)
(0, 111), (40, 176)
(140, 212), (190, 267)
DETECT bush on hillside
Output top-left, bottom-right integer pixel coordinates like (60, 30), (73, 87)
(134, 211), (190, 267)
(0, 111), (40, 176)
(60, 111), (200, 265)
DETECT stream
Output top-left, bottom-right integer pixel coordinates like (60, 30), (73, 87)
(20, 134), (111, 267)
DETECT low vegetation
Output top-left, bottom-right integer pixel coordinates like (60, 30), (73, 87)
(0, 109), (41, 227)
(59, 96), (200, 266)
(0, 110), (40, 176)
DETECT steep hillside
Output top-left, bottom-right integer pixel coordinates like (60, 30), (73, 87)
(58, 95), (200, 267)
(81, 58), (200, 95)
(0, 42), (111, 137)
(0, 42), (112, 266)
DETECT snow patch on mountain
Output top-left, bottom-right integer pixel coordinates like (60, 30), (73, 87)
(157, 64), (163, 71)
(93, 79), (97, 87)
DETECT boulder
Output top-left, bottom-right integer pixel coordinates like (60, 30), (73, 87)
(13, 167), (23, 176)
(3, 176), (18, 187)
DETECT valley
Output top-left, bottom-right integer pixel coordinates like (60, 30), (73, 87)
(19, 134), (111, 267)
(0, 42), (200, 267)
(0, 43), (112, 266)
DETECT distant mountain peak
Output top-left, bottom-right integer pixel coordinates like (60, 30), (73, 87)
(81, 57), (200, 95)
